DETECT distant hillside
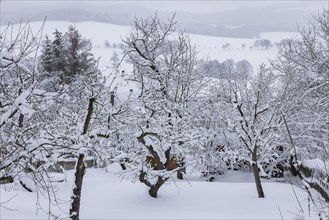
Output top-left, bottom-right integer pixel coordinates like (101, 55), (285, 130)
(1, 2), (323, 38)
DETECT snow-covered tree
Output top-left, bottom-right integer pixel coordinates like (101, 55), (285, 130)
(104, 40), (111, 48)
(204, 59), (221, 78)
(1, 22), (119, 218)
(273, 11), (329, 161)
(261, 39), (272, 50)
(39, 35), (55, 73)
(120, 14), (207, 198)
(0, 22), (69, 210)
(63, 26), (95, 82)
(241, 43), (246, 50)
(236, 60), (253, 80)
(40, 26), (95, 85)
(212, 59), (253, 80)
(219, 59), (235, 79)
(213, 64), (283, 198)
(273, 9), (329, 216)
(43, 64), (110, 219)
(222, 42), (231, 50)
(253, 39), (271, 50)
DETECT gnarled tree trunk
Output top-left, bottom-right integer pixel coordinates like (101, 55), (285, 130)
(176, 157), (185, 180)
(137, 132), (174, 198)
(149, 177), (167, 198)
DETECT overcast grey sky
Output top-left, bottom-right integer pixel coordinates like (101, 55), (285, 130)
(2, 0), (327, 14)
(144, 1), (328, 13)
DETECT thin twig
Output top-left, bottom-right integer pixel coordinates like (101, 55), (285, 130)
(290, 182), (305, 213)
(278, 205), (284, 220)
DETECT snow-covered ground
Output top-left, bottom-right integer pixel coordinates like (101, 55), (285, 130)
(4, 20), (297, 100)
(1, 21), (298, 69)
(1, 165), (312, 219)
(1, 21), (298, 100)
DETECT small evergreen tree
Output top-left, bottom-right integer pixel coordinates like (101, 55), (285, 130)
(63, 26), (95, 83)
(104, 40), (111, 48)
(40, 26), (96, 84)
(39, 35), (55, 73)
(52, 29), (65, 73)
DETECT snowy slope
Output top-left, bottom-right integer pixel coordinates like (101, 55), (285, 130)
(1, 21), (298, 69)
(1, 20), (297, 100)
(1, 21), (298, 101)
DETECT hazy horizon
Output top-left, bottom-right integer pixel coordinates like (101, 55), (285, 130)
(1, 1), (328, 38)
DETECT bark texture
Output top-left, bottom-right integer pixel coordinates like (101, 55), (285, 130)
(252, 147), (265, 198)
(70, 154), (86, 220)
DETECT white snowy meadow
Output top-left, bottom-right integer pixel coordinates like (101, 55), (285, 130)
(1, 166), (311, 219)
(0, 8), (328, 220)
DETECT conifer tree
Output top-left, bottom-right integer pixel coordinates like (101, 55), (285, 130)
(39, 35), (55, 73)
(40, 26), (95, 84)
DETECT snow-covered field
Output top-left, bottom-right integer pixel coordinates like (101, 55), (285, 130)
(1, 21), (299, 100)
(2, 21), (298, 99)
(1, 21), (298, 69)
(1, 20), (298, 101)
(1, 165), (311, 219)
